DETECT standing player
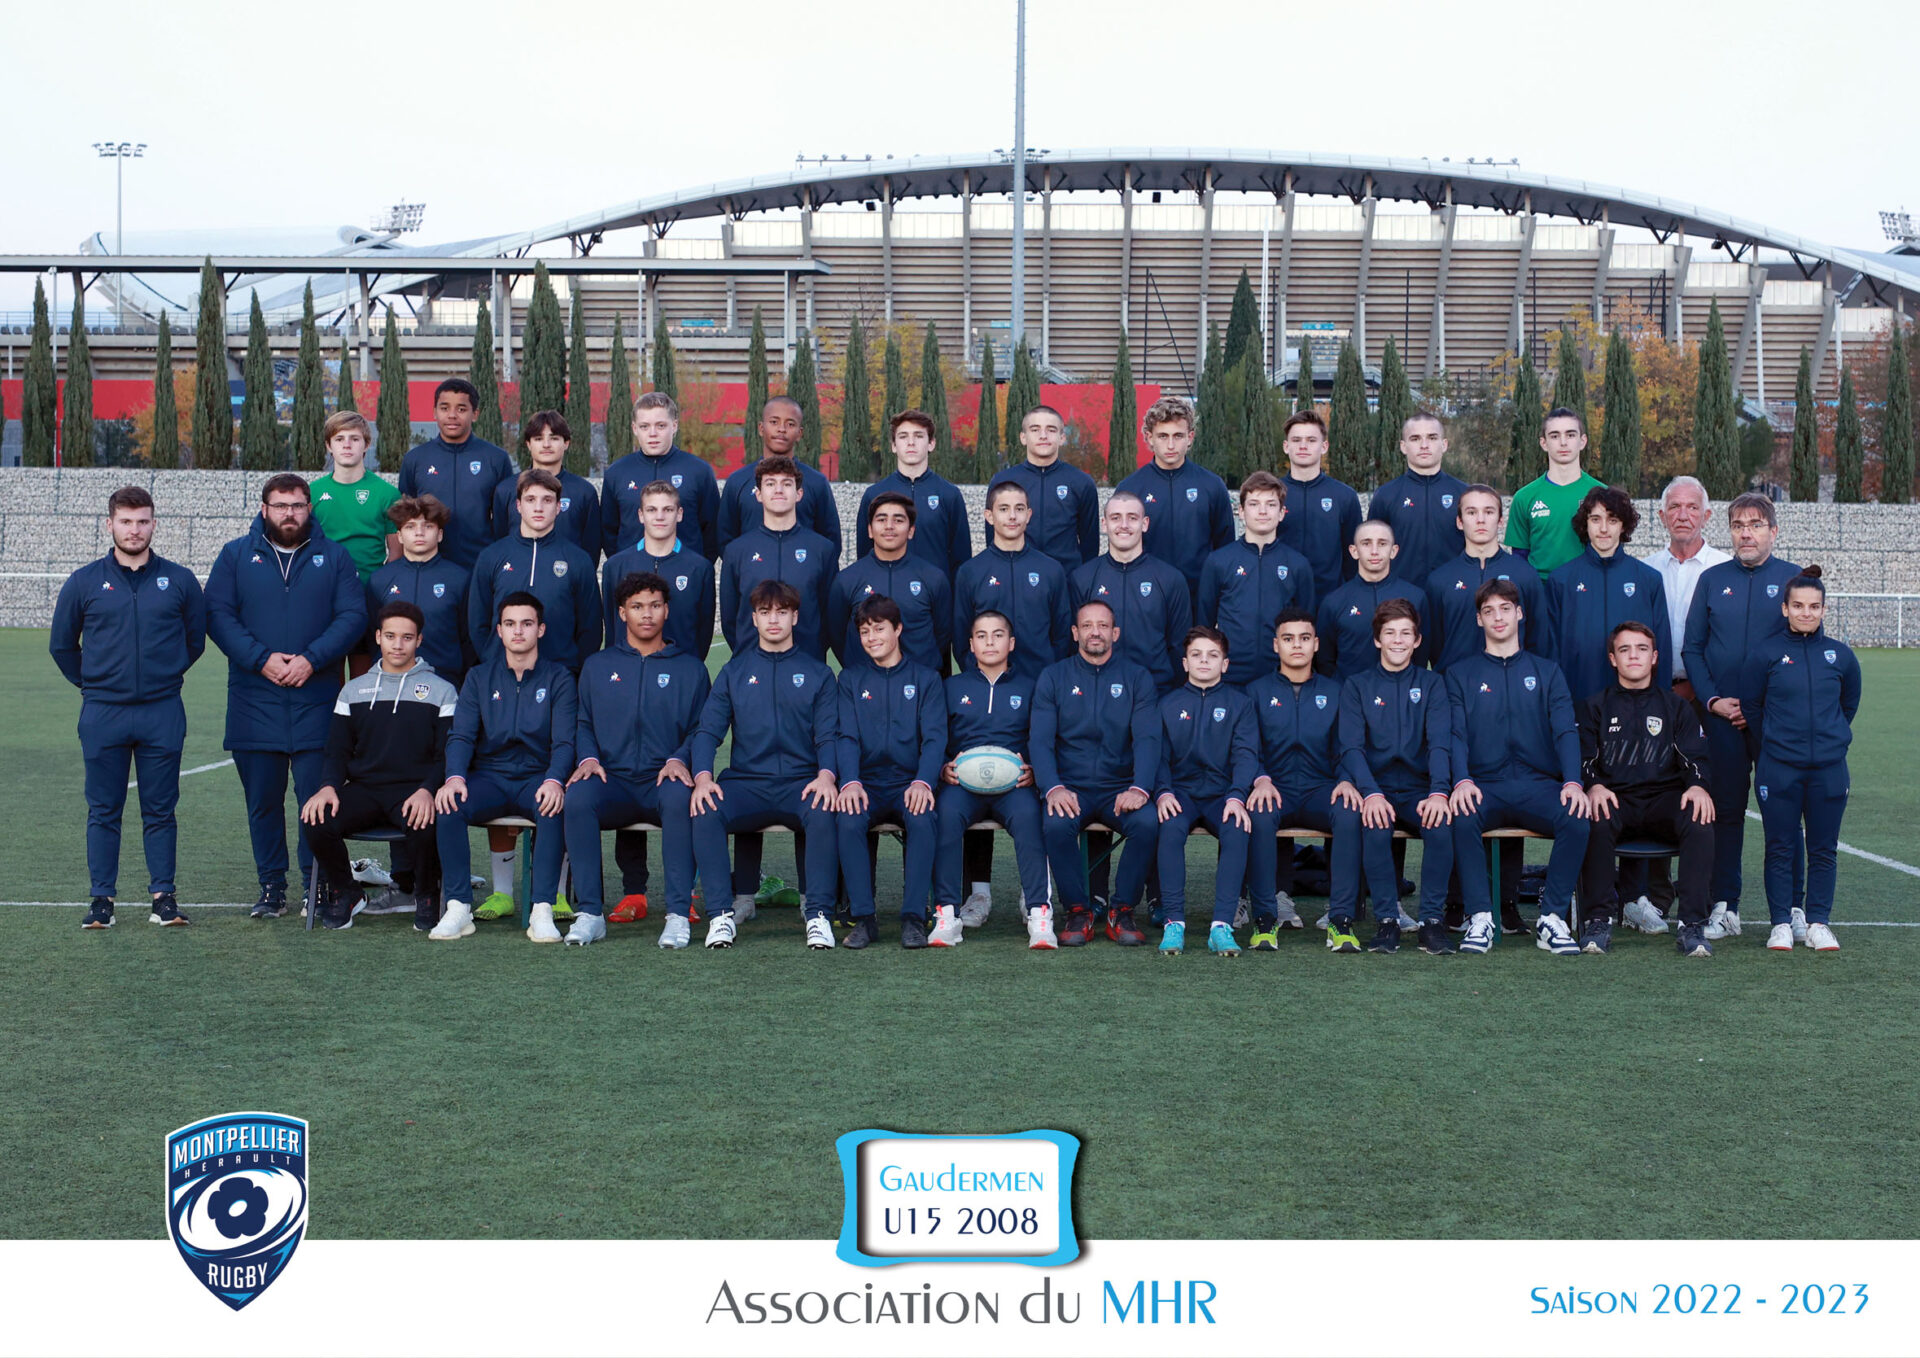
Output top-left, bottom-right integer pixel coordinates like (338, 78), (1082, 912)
(493, 410), (602, 553)
(1198, 470), (1316, 689)
(988, 405), (1099, 573)
(603, 392), (721, 561)
(309, 411), (398, 589)
(856, 409), (973, 580)
(720, 455), (837, 661)
(206, 475), (369, 918)
(1112, 394), (1234, 604)
(1315, 520), (1429, 681)
(1370, 413), (1468, 588)
(600, 480), (715, 662)
(1504, 408), (1606, 576)
(1425, 483), (1550, 671)
(1069, 490), (1189, 696)
(951, 482), (1071, 681)
(828, 492), (952, 672)
(396, 378), (516, 572)
(370, 496), (470, 686)
(716, 396), (842, 552)
(1277, 410), (1363, 601)
(468, 470), (600, 673)
(54, 486), (207, 929)
(1547, 486), (1671, 705)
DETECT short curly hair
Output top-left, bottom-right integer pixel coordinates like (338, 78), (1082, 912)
(1573, 485), (1640, 544)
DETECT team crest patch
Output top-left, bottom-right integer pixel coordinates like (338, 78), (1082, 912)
(412, 683), (430, 700)
(1186, 487), (1199, 502)
(1212, 706), (1226, 722)
(1410, 688), (1422, 703)
(1646, 716), (1664, 736)
(433, 582), (446, 597)
(1758, 785), (1768, 801)
(1315, 694), (1328, 709)
(1767, 584), (1780, 597)
(560, 497), (572, 512)
(1276, 565), (1289, 579)
(657, 673), (670, 687)
(535, 688), (548, 703)
(552, 561), (567, 577)
(1524, 675), (1537, 691)
(671, 474), (684, 488)
(1825, 649), (1837, 664)
(795, 548), (808, 563)
(793, 673), (806, 687)
(166, 1111), (308, 1312)
(311, 554), (325, 566)
(1442, 495), (1455, 508)
(355, 488), (370, 505)
(1028, 572), (1040, 587)
(1321, 497), (1333, 512)
(469, 460), (482, 475)
(926, 494), (940, 509)
(909, 579), (922, 596)
(903, 684), (917, 700)
(1056, 485), (1069, 500)
(1010, 695), (1023, 709)
(157, 576), (170, 591)
(1623, 582), (1636, 597)
(1111, 683), (1125, 698)
(675, 575), (689, 591)
(1139, 581), (1154, 597)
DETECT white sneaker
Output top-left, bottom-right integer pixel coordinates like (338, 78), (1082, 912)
(805, 915), (836, 950)
(526, 902), (562, 943)
(928, 905), (964, 947)
(1315, 910), (1332, 929)
(731, 893), (758, 924)
(349, 856), (395, 888)
(1274, 893), (1304, 929)
(1622, 897), (1669, 935)
(1806, 922), (1840, 952)
(1460, 912), (1495, 954)
(1704, 902), (1737, 940)
(1790, 907), (1809, 944)
(658, 915), (691, 949)
(1396, 907), (1418, 930)
(1535, 913), (1579, 955)
(1233, 897), (1251, 929)
(705, 911), (737, 949)
(429, 900), (475, 941)
(959, 887), (993, 928)
(564, 912), (606, 946)
(1767, 923), (1794, 951)
(1026, 904), (1058, 950)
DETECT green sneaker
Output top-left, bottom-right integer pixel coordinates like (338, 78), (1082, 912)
(1325, 917), (1361, 953)
(472, 891), (515, 921)
(755, 873), (803, 908)
(1249, 927), (1280, 951)
(1158, 920), (1186, 954)
(550, 891), (574, 922)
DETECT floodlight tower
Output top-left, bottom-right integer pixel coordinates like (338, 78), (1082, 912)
(91, 140), (146, 323)
(1881, 210), (1917, 253)
(1011, 0), (1026, 349)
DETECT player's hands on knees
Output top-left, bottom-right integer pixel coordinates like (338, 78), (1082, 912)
(401, 788), (436, 830)
(1156, 792), (1182, 823)
(1046, 787), (1080, 818)
(1360, 792), (1393, 829)
(1113, 786), (1149, 814)
(534, 779), (564, 816)
(803, 771), (838, 810)
(434, 777), (467, 814)
(1586, 784), (1618, 821)
(690, 772), (724, 815)
(569, 758), (606, 786)
(1559, 782), (1591, 818)
(1331, 781), (1362, 811)
(1449, 780), (1482, 816)
(1417, 793), (1452, 828)
(1246, 777), (1281, 813)
(838, 780), (869, 814)
(1682, 785), (1715, 824)
(300, 786), (340, 825)
(1223, 797), (1252, 832)
(656, 758), (693, 788)
(905, 780), (934, 815)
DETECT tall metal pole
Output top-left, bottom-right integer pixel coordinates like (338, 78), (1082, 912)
(1010, 0), (1027, 349)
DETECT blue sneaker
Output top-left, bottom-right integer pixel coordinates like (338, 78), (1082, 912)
(1208, 922), (1240, 956)
(1159, 920), (1186, 954)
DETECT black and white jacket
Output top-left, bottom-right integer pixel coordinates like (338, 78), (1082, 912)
(1577, 684), (1710, 797)
(322, 661), (459, 795)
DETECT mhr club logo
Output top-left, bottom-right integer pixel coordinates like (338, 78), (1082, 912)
(165, 1112), (308, 1310)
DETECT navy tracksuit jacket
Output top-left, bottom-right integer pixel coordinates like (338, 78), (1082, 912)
(1369, 468), (1469, 588)
(951, 543), (1071, 680)
(1338, 661), (1454, 918)
(600, 543), (716, 660)
(1279, 469), (1364, 600)
(602, 446), (722, 561)
(491, 469), (602, 557)
(716, 456), (842, 555)
(396, 435), (517, 571)
(444, 654), (578, 785)
(989, 459), (1100, 572)
(1028, 654), (1160, 798)
(857, 468), (974, 579)
(1315, 574), (1431, 681)
(720, 524), (838, 659)
(1548, 546), (1671, 705)
(1112, 458), (1235, 594)
(1197, 537), (1318, 688)
(692, 645), (839, 783)
(837, 659), (948, 791)
(1424, 548), (1550, 673)
(1155, 681), (1261, 924)
(468, 528), (602, 672)
(368, 554), (471, 684)
(1068, 551), (1191, 695)
(827, 553), (952, 673)
(1248, 670), (1344, 794)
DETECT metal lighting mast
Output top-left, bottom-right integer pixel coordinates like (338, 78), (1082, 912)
(91, 140), (145, 322)
(1010, 0), (1026, 348)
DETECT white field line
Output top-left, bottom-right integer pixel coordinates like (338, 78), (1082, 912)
(128, 757), (233, 790)
(1744, 809), (1920, 879)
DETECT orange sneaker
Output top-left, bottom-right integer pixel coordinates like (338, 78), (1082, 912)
(689, 888), (703, 924)
(608, 894), (648, 924)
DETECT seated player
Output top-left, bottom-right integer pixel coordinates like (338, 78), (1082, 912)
(564, 572), (717, 949)
(469, 469), (601, 673)
(1316, 519), (1429, 681)
(1067, 490), (1189, 696)
(828, 493), (952, 673)
(834, 596), (947, 950)
(1548, 485), (1672, 706)
(1445, 580), (1592, 956)
(1579, 621), (1716, 958)
(951, 481), (1071, 682)
(429, 592), (576, 944)
(1153, 627), (1260, 957)
(1245, 607), (1361, 946)
(1030, 599), (1161, 948)
(932, 611), (1055, 948)
(719, 455), (837, 660)
(599, 479), (715, 661)
(493, 409), (602, 551)
(1197, 470), (1317, 689)
(689, 580), (841, 950)
(1334, 600), (1455, 956)
(299, 602), (457, 931)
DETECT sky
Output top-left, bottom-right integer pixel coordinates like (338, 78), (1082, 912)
(1, 0), (1913, 311)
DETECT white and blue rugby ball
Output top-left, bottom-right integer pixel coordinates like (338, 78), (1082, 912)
(954, 745), (1023, 795)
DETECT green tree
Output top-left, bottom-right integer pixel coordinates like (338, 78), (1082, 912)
(1737, 405), (1775, 487)
(972, 334), (998, 479)
(1107, 329), (1137, 485)
(1693, 299), (1741, 498)
(564, 284), (592, 474)
(789, 333), (823, 468)
(604, 317), (633, 464)
(650, 311), (679, 400)
(1834, 365), (1863, 504)
(1236, 348), (1275, 485)
(376, 306), (410, 472)
(1882, 322), (1914, 504)
(1599, 328), (1642, 492)
(1508, 350), (1544, 490)
(1005, 339), (1041, 460)
(519, 262), (565, 454)
(149, 311), (179, 469)
(1373, 336), (1413, 489)
(1293, 342), (1316, 413)
(21, 280), (54, 466)
(1328, 340), (1371, 486)
(1193, 324), (1231, 476)
(337, 331), (358, 414)
(191, 259), (232, 469)
(60, 290), (94, 467)
(238, 294), (276, 470)
(919, 322), (956, 478)
(1789, 348), (1818, 502)
(744, 306), (769, 460)
(470, 297), (504, 445)
(838, 314), (873, 480)
(1551, 325), (1587, 423)
(1223, 268), (1259, 372)
(883, 329), (909, 436)
(291, 284), (326, 471)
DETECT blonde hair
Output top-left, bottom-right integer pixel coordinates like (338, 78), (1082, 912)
(324, 411), (373, 445)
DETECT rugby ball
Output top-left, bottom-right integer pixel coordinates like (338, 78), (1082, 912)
(955, 745), (1023, 794)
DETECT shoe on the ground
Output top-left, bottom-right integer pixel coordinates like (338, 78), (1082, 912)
(928, 905), (964, 947)
(1315, 909), (1332, 929)
(831, 900), (856, 929)
(1500, 906), (1528, 936)
(349, 856), (395, 888)
(320, 892), (356, 930)
(1395, 907), (1418, 931)
(805, 915), (837, 950)
(550, 892), (574, 922)
(1026, 904), (1059, 950)
(1274, 893), (1305, 929)
(1368, 919), (1401, 954)
(412, 895), (439, 932)
(1622, 896), (1669, 934)
(473, 891), (515, 921)
(250, 886), (286, 920)
(1535, 913), (1579, 956)
(730, 893), (758, 924)
(757, 874), (802, 909)
(526, 902), (562, 943)
(901, 915), (929, 949)
(1325, 917), (1361, 953)
(564, 912), (606, 946)
(430, 900), (476, 940)
(658, 914), (691, 949)
(705, 911), (737, 949)
(1208, 922), (1241, 956)
(1232, 897), (1251, 929)
(1460, 912), (1495, 954)
(149, 894), (191, 927)
(1249, 926), (1279, 951)
(1676, 924), (1713, 958)
(1418, 921), (1456, 955)
(1104, 907), (1147, 946)
(1443, 901), (1466, 932)
(1704, 902), (1742, 940)
(843, 916), (878, 950)
(1767, 922), (1794, 951)
(1806, 922), (1840, 952)
(359, 886), (412, 915)
(1159, 920), (1186, 954)
(1580, 917), (1613, 954)
(1058, 905), (1094, 947)
(82, 897), (114, 929)
(958, 887), (993, 929)
(1790, 906), (1809, 944)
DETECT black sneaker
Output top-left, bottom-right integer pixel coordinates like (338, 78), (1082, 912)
(148, 895), (191, 927)
(250, 886), (286, 919)
(1443, 901), (1466, 932)
(1500, 905), (1528, 936)
(900, 915), (929, 949)
(1058, 905), (1094, 947)
(1677, 924), (1713, 958)
(843, 916), (879, 950)
(1367, 919), (1401, 953)
(414, 895), (440, 933)
(320, 893), (357, 931)
(1418, 921), (1455, 955)
(82, 897), (115, 929)
(1104, 907), (1147, 946)
(1580, 917), (1612, 955)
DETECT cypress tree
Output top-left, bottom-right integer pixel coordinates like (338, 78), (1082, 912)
(605, 317), (633, 464)
(191, 259), (232, 469)
(470, 297), (504, 446)
(1737, 404), (1775, 486)
(882, 329), (909, 436)
(1193, 324), (1230, 476)
(919, 322), (956, 478)
(1508, 350), (1544, 490)
(1552, 326), (1587, 423)
(1789, 348), (1818, 503)
(838, 314), (873, 480)
(1237, 348), (1275, 485)
(650, 311), (678, 400)
(238, 294), (276, 470)
(1293, 342), (1316, 413)
(22, 281), (55, 466)
(60, 290), (95, 467)
(1005, 339), (1041, 460)
(1694, 299), (1741, 498)
(1882, 323), (1914, 504)
(564, 284), (592, 474)
(149, 311), (178, 469)
(337, 332), (358, 415)
(1599, 328), (1642, 492)
(1373, 336), (1413, 489)
(376, 306), (410, 472)
(1328, 340), (1371, 486)
(1223, 268), (1259, 371)
(519, 262), (565, 450)
(1107, 329), (1137, 485)
(744, 305), (769, 460)
(789, 333), (823, 468)
(972, 334), (998, 479)
(291, 283), (326, 471)
(1834, 365), (1863, 504)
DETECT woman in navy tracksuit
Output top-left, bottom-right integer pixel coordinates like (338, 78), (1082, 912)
(1741, 566), (1861, 953)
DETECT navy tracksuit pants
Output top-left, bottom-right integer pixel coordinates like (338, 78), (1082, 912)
(1158, 795), (1255, 927)
(1756, 757), (1849, 925)
(1249, 785), (1362, 923)
(1353, 785), (1452, 923)
(232, 748), (327, 891)
(1703, 711), (1803, 910)
(1043, 784), (1157, 912)
(935, 786), (1051, 914)
(565, 774), (710, 917)
(437, 773), (566, 909)
(1453, 777), (1588, 920)
(838, 778), (936, 920)
(79, 697), (185, 899)
(692, 776), (839, 919)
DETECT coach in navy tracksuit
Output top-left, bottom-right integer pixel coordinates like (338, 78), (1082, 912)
(1113, 396), (1234, 602)
(1369, 413), (1468, 588)
(52, 486), (207, 926)
(1069, 491), (1190, 695)
(1029, 600), (1161, 944)
(720, 455), (837, 660)
(716, 397), (842, 554)
(1316, 520), (1430, 681)
(1198, 470), (1317, 689)
(828, 493), (952, 672)
(468, 470), (601, 673)
(989, 405), (1099, 572)
(396, 378), (517, 571)
(856, 409), (974, 580)
(951, 482), (1071, 681)
(1548, 487), (1671, 705)
(1425, 484), (1551, 672)
(1682, 492), (1801, 934)
(602, 392), (722, 561)
(1445, 579), (1591, 954)
(834, 596), (948, 947)
(206, 475), (369, 912)
(368, 495), (471, 685)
